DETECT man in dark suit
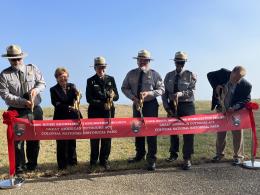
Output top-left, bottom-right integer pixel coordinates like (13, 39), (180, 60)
(207, 66), (252, 165)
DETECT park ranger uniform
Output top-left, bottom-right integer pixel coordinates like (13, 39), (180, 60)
(121, 50), (165, 170)
(0, 45), (45, 173)
(86, 57), (119, 169)
(162, 51), (196, 169)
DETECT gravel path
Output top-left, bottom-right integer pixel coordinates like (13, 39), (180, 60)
(1, 163), (260, 195)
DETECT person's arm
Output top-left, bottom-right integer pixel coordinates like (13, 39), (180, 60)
(178, 72), (197, 99)
(232, 81), (252, 111)
(121, 71), (136, 100)
(50, 87), (69, 111)
(162, 74), (171, 110)
(207, 69), (226, 111)
(111, 77), (119, 101)
(31, 65), (46, 95)
(146, 71), (165, 98)
(50, 87), (58, 107)
(207, 71), (218, 89)
(70, 83), (78, 100)
(0, 73), (28, 107)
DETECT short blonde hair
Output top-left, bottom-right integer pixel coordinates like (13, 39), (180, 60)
(54, 67), (69, 78)
(232, 65), (246, 77)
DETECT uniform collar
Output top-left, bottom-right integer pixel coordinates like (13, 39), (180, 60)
(138, 67), (150, 74)
(11, 64), (26, 73)
(95, 73), (107, 80)
(174, 69), (184, 76)
(19, 64), (26, 73)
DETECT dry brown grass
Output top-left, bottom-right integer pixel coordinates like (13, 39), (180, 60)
(0, 100), (260, 179)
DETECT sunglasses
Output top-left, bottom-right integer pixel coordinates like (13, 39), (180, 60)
(138, 59), (150, 62)
(10, 58), (22, 62)
(175, 61), (185, 66)
(96, 65), (106, 69)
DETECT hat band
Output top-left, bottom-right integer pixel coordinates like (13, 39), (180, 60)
(174, 58), (186, 61)
(137, 56), (150, 58)
(6, 53), (24, 57)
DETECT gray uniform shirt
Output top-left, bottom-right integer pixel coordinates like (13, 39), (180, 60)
(162, 69), (196, 110)
(0, 64), (46, 108)
(121, 68), (165, 102)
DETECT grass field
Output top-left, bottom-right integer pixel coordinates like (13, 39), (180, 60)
(0, 100), (259, 179)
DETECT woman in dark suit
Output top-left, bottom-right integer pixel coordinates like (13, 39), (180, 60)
(50, 67), (82, 169)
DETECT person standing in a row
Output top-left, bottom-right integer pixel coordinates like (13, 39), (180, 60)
(207, 66), (252, 165)
(0, 45), (46, 173)
(50, 67), (82, 169)
(162, 51), (197, 170)
(121, 50), (165, 171)
(86, 57), (119, 170)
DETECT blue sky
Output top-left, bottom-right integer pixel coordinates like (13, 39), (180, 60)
(0, 0), (259, 108)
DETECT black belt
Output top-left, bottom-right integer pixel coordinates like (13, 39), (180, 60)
(8, 105), (40, 111)
(143, 98), (157, 103)
(170, 101), (194, 104)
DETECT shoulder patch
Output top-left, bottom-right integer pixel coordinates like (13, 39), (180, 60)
(183, 70), (192, 74)
(26, 63), (36, 69)
(130, 68), (139, 74)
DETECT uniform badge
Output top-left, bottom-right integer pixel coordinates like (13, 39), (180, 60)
(232, 114), (241, 126)
(14, 123), (25, 136)
(108, 82), (112, 86)
(131, 120), (142, 133)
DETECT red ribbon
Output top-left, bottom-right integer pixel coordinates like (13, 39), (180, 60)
(2, 110), (18, 176)
(1, 103), (259, 177)
(245, 102), (259, 158)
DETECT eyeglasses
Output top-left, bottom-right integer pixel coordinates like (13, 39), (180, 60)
(10, 58), (22, 62)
